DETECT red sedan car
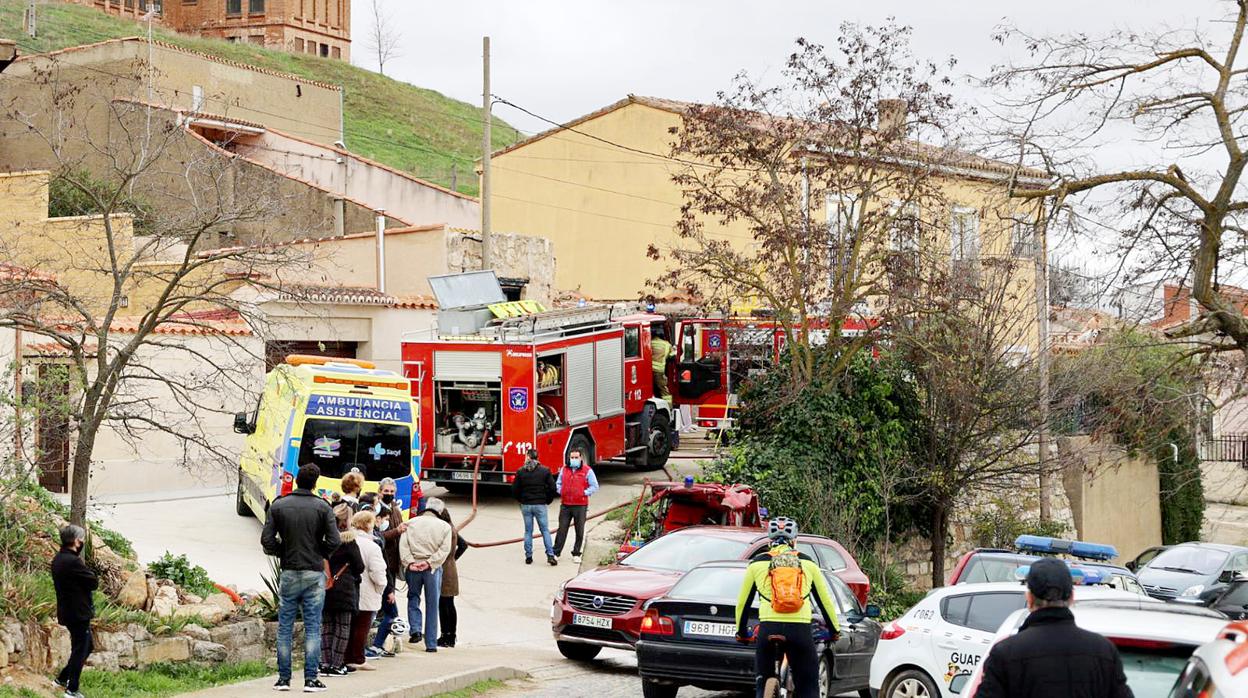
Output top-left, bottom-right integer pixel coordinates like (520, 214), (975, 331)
(551, 525), (869, 660)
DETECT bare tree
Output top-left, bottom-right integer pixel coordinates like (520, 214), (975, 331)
(653, 24), (968, 388)
(365, 0), (403, 76)
(892, 257), (1061, 587)
(1, 60), (318, 526)
(987, 1), (1248, 355)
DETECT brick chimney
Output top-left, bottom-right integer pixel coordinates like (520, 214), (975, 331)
(877, 99), (908, 140)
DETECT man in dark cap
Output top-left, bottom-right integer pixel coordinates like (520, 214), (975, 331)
(975, 557), (1133, 697)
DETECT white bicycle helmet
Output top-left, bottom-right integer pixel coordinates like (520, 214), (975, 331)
(768, 516), (798, 543)
(390, 617), (409, 637)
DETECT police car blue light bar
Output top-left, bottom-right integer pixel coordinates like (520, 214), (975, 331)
(1014, 535), (1118, 562)
(1013, 564), (1107, 586)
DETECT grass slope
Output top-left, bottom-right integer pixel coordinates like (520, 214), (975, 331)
(0, 2), (522, 195)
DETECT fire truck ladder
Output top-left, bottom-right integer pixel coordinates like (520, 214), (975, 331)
(493, 305), (614, 342)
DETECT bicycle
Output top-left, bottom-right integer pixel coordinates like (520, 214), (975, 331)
(749, 625), (835, 698)
(761, 632), (790, 698)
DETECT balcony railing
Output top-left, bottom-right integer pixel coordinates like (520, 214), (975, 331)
(1201, 433), (1248, 465)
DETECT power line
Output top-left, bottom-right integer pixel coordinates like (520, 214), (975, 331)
(492, 95), (757, 173)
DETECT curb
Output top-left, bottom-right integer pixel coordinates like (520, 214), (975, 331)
(360, 665), (528, 698)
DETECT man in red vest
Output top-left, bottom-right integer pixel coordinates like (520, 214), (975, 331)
(553, 448), (599, 564)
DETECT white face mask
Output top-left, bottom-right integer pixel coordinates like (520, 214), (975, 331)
(377, 518), (390, 531)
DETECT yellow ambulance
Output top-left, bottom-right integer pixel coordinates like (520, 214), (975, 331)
(233, 355), (421, 520)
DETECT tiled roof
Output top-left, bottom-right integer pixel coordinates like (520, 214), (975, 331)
(0, 262), (56, 283)
(278, 284), (437, 309)
(108, 314), (253, 336)
(15, 37), (342, 91)
(195, 224), (447, 257)
(493, 94), (1050, 182)
(23, 341), (96, 358)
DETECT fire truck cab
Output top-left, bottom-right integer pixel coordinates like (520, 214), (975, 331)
(401, 273), (682, 490)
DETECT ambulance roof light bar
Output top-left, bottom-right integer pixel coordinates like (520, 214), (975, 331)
(286, 354), (377, 370)
(1015, 535), (1118, 562)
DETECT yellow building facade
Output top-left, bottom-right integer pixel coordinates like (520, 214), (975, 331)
(489, 95), (1049, 346)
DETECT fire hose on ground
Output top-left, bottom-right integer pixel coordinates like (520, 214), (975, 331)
(440, 428), (675, 549)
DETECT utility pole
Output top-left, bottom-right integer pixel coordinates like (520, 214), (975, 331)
(480, 36), (492, 271)
(25, 0), (36, 39)
(1035, 213), (1052, 521)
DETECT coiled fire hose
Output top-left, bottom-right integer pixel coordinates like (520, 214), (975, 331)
(444, 427), (676, 549)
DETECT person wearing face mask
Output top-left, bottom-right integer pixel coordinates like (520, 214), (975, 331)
(365, 478), (407, 659)
(552, 448), (599, 565)
(51, 525), (97, 698)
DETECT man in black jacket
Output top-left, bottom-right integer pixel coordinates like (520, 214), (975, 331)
(261, 463), (340, 693)
(976, 557), (1133, 698)
(512, 449), (558, 566)
(51, 525), (96, 698)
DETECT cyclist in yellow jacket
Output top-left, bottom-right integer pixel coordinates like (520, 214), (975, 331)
(735, 517), (840, 698)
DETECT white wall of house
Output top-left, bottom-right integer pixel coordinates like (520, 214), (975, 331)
(260, 301), (436, 374)
(238, 131), (480, 229)
(87, 333), (266, 497)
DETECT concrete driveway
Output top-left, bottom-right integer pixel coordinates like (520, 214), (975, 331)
(91, 445), (711, 653)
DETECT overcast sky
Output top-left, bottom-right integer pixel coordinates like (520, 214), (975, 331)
(355, 0), (1225, 137)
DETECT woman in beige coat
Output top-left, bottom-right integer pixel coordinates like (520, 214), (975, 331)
(346, 511), (388, 670)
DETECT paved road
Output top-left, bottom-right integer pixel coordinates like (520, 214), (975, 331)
(493, 650), (863, 697)
(495, 651), (746, 696)
(91, 440), (714, 650)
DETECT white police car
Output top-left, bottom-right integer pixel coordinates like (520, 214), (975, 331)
(869, 578), (1147, 698)
(961, 594), (1225, 697)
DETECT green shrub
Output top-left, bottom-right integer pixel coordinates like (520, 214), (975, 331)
(704, 350), (930, 549)
(148, 553), (217, 598)
(0, 568), (58, 623)
(11, 479), (135, 558)
(970, 495), (1070, 549)
(1157, 435), (1205, 544)
(92, 593), (215, 634)
(253, 556), (281, 622)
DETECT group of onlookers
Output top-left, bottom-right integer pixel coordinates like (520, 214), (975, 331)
(260, 465), (463, 692)
(47, 448), (595, 697)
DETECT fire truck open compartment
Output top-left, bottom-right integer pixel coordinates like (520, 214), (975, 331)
(535, 354), (565, 432)
(433, 381), (502, 455)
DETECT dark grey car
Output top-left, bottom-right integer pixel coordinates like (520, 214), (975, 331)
(1136, 542), (1248, 602)
(635, 560), (881, 698)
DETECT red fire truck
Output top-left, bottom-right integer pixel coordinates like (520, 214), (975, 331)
(672, 314), (881, 432)
(401, 273), (722, 490)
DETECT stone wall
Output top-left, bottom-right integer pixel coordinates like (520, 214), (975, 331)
(0, 617), (268, 675)
(882, 478), (1075, 591)
(447, 231), (557, 306)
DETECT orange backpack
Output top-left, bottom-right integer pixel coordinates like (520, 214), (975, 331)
(766, 549), (806, 613)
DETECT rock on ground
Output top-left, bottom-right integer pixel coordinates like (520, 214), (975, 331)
(115, 570), (150, 610)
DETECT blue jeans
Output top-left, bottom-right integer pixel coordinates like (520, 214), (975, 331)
(371, 592), (398, 649)
(405, 567), (442, 650)
(276, 569), (325, 682)
(521, 503), (554, 558)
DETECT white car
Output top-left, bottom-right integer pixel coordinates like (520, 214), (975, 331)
(961, 597), (1228, 697)
(1168, 620), (1248, 698)
(869, 583), (1148, 698)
